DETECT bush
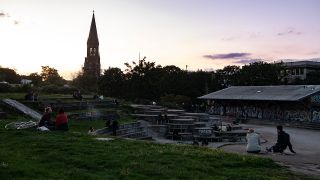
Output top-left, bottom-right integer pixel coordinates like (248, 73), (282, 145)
(0, 83), (12, 92)
(12, 84), (33, 93)
(39, 84), (78, 94)
(160, 94), (191, 109)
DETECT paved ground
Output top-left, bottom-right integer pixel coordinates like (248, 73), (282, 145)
(141, 119), (320, 177)
(220, 124), (320, 177)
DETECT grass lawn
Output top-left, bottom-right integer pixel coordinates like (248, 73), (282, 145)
(0, 94), (307, 179)
(0, 119), (304, 179)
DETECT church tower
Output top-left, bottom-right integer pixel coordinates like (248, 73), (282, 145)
(84, 11), (101, 78)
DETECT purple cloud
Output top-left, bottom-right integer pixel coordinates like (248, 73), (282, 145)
(203, 53), (251, 60)
(0, 10), (10, 18)
(277, 28), (302, 36)
(233, 59), (259, 64)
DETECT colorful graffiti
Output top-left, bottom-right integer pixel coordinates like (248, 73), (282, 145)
(208, 105), (312, 122)
(312, 110), (320, 122)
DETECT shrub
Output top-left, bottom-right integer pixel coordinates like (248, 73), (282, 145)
(39, 84), (78, 94)
(0, 83), (12, 92)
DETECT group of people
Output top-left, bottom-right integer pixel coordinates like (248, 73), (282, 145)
(72, 91), (83, 100)
(38, 106), (69, 131)
(246, 125), (296, 154)
(157, 112), (169, 124)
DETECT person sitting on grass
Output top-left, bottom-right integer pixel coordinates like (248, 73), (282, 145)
(38, 106), (55, 130)
(246, 128), (261, 153)
(267, 125), (296, 154)
(88, 127), (95, 134)
(55, 108), (69, 131)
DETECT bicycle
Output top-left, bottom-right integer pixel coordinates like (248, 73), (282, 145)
(5, 121), (37, 130)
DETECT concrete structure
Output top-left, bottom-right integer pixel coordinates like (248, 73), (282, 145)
(199, 85), (320, 123)
(83, 11), (101, 78)
(282, 60), (320, 83)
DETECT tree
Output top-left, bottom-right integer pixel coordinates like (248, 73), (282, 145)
(99, 67), (125, 97)
(28, 72), (42, 86)
(124, 57), (162, 99)
(215, 65), (240, 88)
(238, 61), (283, 86)
(0, 67), (21, 83)
(40, 66), (65, 85)
(72, 71), (98, 93)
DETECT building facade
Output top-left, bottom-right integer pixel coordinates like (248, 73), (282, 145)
(282, 60), (320, 83)
(199, 85), (320, 123)
(83, 12), (101, 78)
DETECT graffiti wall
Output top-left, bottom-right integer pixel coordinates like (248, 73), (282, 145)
(312, 110), (320, 122)
(208, 105), (312, 122)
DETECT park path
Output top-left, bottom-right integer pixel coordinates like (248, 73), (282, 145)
(220, 124), (320, 177)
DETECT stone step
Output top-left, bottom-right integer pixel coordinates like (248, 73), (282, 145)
(120, 131), (147, 138)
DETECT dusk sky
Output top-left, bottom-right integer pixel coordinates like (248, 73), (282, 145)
(1, 0), (320, 79)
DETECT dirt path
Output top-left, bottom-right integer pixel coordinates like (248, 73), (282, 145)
(220, 124), (320, 177)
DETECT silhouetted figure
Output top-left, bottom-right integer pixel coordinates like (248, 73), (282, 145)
(157, 113), (163, 124)
(33, 92), (38, 101)
(213, 124), (219, 131)
(193, 139), (199, 146)
(93, 94), (99, 100)
(201, 139), (209, 146)
(164, 114), (169, 124)
(105, 119), (111, 128)
(72, 91), (83, 100)
(88, 126), (95, 133)
(111, 120), (119, 136)
(173, 129), (179, 140)
(267, 125), (296, 153)
(113, 99), (119, 105)
(25, 92), (34, 101)
(226, 124), (232, 131)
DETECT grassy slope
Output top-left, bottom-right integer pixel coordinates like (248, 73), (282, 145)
(0, 94), (303, 179)
(0, 119), (302, 180)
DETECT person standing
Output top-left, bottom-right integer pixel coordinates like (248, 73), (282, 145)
(111, 120), (119, 136)
(246, 128), (261, 153)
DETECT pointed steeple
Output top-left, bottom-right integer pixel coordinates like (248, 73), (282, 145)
(87, 11), (99, 45)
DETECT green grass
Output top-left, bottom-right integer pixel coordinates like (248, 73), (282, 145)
(0, 117), (303, 179)
(0, 94), (306, 179)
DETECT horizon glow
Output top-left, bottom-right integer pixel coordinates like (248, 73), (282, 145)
(0, 0), (319, 79)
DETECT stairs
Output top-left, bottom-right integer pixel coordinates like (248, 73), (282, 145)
(93, 121), (151, 140)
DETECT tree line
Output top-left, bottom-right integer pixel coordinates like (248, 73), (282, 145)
(97, 59), (286, 104)
(2, 59), (320, 104)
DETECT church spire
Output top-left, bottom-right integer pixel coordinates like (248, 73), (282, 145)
(84, 10), (101, 79)
(87, 11), (99, 45)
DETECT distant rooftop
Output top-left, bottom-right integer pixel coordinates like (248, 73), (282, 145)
(277, 59), (320, 68)
(198, 85), (320, 101)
